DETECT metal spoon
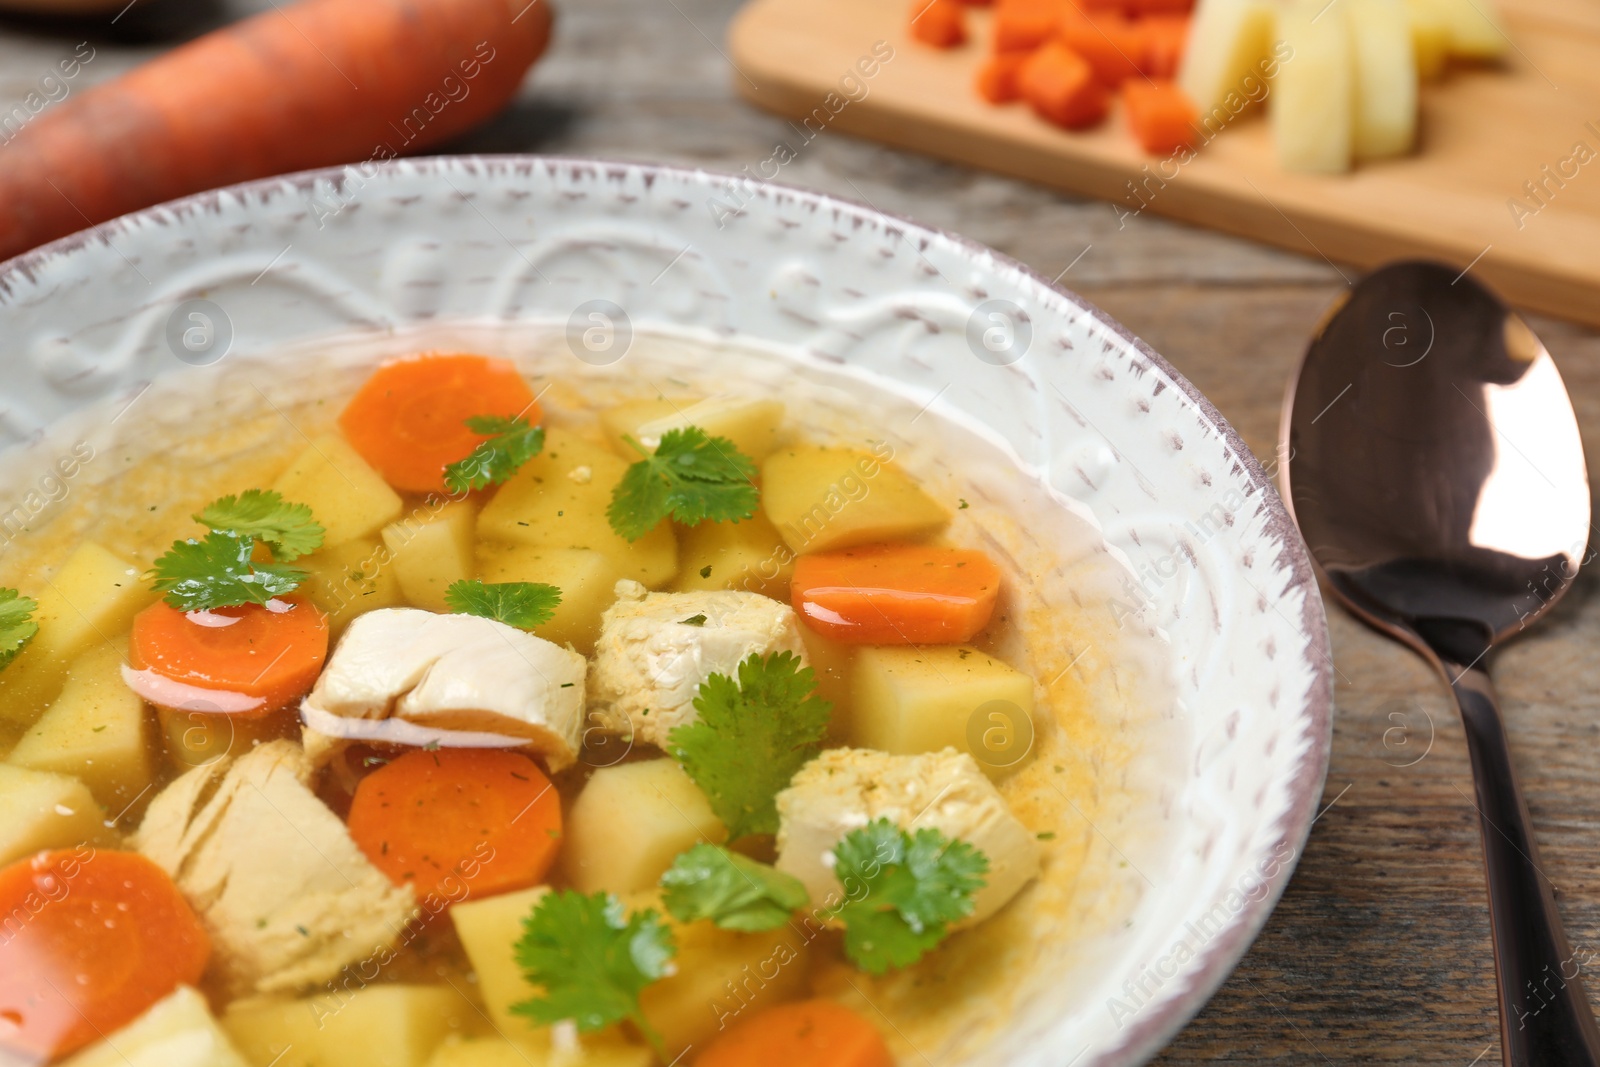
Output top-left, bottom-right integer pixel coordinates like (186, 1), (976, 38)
(1281, 260), (1597, 1066)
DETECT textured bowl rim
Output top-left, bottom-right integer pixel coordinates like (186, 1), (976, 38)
(0, 154), (1335, 1066)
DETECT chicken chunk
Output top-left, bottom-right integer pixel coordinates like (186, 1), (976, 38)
(587, 581), (807, 748)
(300, 607), (586, 771)
(774, 747), (1040, 925)
(132, 740), (416, 998)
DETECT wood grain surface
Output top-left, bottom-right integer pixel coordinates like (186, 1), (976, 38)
(2, 1), (1599, 1063)
(727, 0), (1600, 329)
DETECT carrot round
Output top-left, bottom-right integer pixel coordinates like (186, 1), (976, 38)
(0, 849), (209, 1060)
(1124, 80), (1199, 154)
(128, 594), (328, 715)
(696, 1000), (894, 1067)
(791, 543), (1002, 645)
(1018, 42), (1111, 130)
(339, 353), (539, 493)
(0, 0), (553, 264)
(347, 748), (562, 903)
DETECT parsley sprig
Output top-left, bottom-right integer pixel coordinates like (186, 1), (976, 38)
(607, 427), (759, 541)
(660, 843), (809, 931)
(0, 588), (39, 672)
(444, 415), (546, 494)
(149, 490), (325, 611)
(445, 579), (562, 630)
(512, 890), (675, 1060)
(828, 820), (989, 974)
(668, 651), (831, 841)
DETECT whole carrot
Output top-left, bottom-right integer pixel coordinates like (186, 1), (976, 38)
(0, 0), (553, 263)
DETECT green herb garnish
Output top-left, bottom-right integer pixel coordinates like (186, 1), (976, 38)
(193, 489), (324, 561)
(0, 588), (39, 671)
(660, 843), (809, 931)
(445, 579), (561, 629)
(150, 531), (308, 611)
(607, 427), (758, 541)
(444, 415), (546, 494)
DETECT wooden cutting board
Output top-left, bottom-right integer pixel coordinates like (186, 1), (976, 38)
(728, 0), (1600, 326)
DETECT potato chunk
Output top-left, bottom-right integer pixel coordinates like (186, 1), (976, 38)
(1272, 0), (1354, 172)
(0, 764), (107, 867)
(670, 513), (793, 599)
(1347, 0), (1417, 159)
(61, 986), (250, 1067)
(762, 447), (947, 554)
(562, 760), (725, 893)
(477, 429), (677, 588)
(0, 541), (150, 729)
(223, 985), (475, 1067)
(1178, 0), (1276, 113)
(601, 396), (785, 463)
(297, 537), (406, 636)
(272, 433), (403, 547)
(8, 640), (153, 811)
(476, 544), (622, 656)
(382, 500), (477, 612)
(427, 1035), (650, 1067)
(850, 645), (1036, 778)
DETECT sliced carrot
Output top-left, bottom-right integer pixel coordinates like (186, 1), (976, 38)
(975, 51), (1030, 102)
(696, 1000), (893, 1067)
(1057, 10), (1145, 84)
(1138, 14), (1191, 79)
(347, 748), (562, 904)
(911, 0), (968, 46)
(128, 594), (328, 716)
(791, 543), (1002, 645)
(1124, 79), (1199, 153)
(0, 849), (209, 1060)
(1017, 42), (1111, 130)
(339, 353), (539, 493)
(1124, 0), (1194, 15)
(992, 0), (1065, 51)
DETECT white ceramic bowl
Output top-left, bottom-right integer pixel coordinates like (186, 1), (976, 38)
(0, 157), (1332, 1066)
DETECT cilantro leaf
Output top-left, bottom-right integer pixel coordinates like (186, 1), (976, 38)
(607, 427), (759, 541)
(660, 843), (810, 931)
(512, 890), (674, 1059)
(828, 819), (989, 974)
(444, 415), (546, 494)
(194, 490), (324, 561)
(150, 532), (307, 611)
(0, 588), (39, 671)
(668, 651), (831, 840)
(445, 579), (562, 629)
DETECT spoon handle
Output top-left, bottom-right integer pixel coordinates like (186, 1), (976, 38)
(1450, 663), (1600, 1066)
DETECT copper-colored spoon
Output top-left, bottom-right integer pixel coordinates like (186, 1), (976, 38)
(1281, 261), (1597, 1066)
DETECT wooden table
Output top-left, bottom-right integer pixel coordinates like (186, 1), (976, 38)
(4, 1), (1599, 1062)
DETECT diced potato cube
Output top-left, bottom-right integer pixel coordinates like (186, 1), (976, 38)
(1405, 0), (1452, 78)
(382, 500), (477, 612)
(0, 764), (107, 866)
(427, 1035), (650, 1067)
(0, 541), (151, 729)
(1178, 0), (1277, 113)
(476, 544), (621, 655)
(601, 396), (785, 463)
(61, 985), (250, 1067)
(1272, 0), (1354, 173)
(762, 447), (947, 554)
(850, 646), (1036, 779)
(633, 894), (811, 1060)
(1347, 0), (1417, 159)
(798, 626), (855, 743)
(670, 513), (793, 599)
(272, 433), (404, 547)
(223, 984), (476, 1067)
(451, 884), (550, 1034)
(8, 640), (153, 811)
(298, 537), (406, 636)
(562, 760), (725, 894)
(1424, 0), (1507, 57)
(477, 430), (677, 588)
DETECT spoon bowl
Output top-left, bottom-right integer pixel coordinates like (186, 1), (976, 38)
(1282, 260), (1596, 1066)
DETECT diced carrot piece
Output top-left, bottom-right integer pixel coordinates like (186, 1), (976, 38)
(1138, 14), (1190, 78)
(958, 0), (994, 6)
(1017, 41), (1110, 129)
(696, 1000), (893, 1067)
(993, 0), (1065, 51)
(1124, 0), (1193, 14)
(1124, 79), (1199, 153)
(339, 353), (539, 494)
(911, 0), (968, 46)
(0, 850), (210, 1060)
(348, 748), (563, 904)
(1057, 9), (1145, 84)
(791, 543), (1002, 645)
(975, 51), (1030, 102)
